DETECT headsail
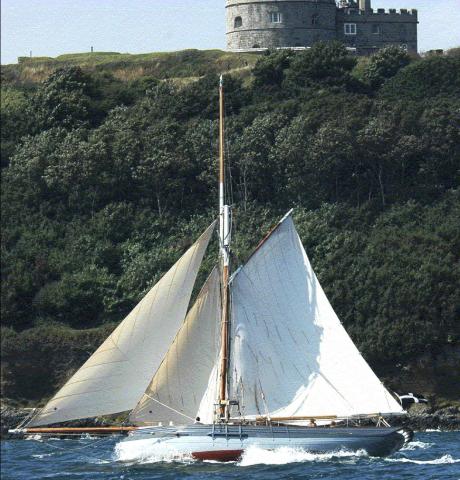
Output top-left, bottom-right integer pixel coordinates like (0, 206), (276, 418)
(28, 223), (215, 427)
(129, 267), (221, 425)
(229, 214), (403, 419)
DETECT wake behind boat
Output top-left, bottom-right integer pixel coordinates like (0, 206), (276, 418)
(11, 77), (412, 460)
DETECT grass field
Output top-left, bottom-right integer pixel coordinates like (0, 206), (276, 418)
(2, 49), (259, 85)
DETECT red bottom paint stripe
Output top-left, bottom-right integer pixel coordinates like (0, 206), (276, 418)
(192, 449), (244, 462)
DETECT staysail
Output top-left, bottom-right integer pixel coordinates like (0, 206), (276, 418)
(229, 214), (403, 419)
(130, 267), (221, 425)
(28, 223), (215, 427)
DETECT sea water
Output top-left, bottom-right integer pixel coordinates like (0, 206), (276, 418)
(1, 431), (459, 479)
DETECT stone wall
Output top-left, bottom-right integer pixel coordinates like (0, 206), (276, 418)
(226, 0), (337, 50)
(337, 8), (418, 54)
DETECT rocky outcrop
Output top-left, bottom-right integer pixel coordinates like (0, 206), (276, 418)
(398, 405), (460, 431)
(1, 405), (32, 438)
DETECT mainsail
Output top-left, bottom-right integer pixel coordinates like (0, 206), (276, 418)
(130, 267), (221, 425)
(28, 223), (215, 427)
(229, 213), (403, 419)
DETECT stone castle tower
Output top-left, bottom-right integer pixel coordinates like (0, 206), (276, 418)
(226, 0), (418, 55)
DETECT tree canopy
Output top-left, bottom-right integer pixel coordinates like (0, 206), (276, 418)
(1, 44), (459, 403)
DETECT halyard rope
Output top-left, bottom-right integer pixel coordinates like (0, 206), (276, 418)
(34, 436), (114, 464)
(142, 393), (195, 421)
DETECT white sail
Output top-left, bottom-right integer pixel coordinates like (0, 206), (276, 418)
(129, 267), (221, 425)
(229, 214), (403, 419)
(28, 223), (215, 427)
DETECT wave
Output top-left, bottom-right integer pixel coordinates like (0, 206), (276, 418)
(114, 439), (194, 464)
(387, 454), (460, 465)
(238, 446), (368, 466)
(114, 439), (369, 466)
(32, 453), (54, 459)
(401, 441), (434, 451)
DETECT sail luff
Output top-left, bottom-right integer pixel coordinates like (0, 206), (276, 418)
(28, 222), (215, 427)
(229, 209), (294, 283)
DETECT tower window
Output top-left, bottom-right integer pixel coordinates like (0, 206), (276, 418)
(372, 24), (381, 34)
(312, 14), (319, 25)
(344, 23), (357, 35)
(269, 12), (283, 23)
(234, 16), (243, 28)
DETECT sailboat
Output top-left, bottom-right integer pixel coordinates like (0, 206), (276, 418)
(11, 77), (412, 460)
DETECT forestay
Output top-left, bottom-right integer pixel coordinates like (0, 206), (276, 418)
(28, 223), (215, 427)
(229, 214), (403, 419)
(130, 268), (221, 425)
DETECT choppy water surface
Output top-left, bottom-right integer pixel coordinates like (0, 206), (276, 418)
(1, 431), (459, 480)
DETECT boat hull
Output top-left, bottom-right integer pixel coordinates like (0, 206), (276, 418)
(116, 424), (412, 462)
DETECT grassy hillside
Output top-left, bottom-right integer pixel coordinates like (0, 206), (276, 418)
(1, 43), (459, 407)
(2, 49), (258, 85)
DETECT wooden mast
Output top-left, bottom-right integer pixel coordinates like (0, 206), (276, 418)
(218, 75), (231, 420)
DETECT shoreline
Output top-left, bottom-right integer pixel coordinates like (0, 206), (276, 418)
(2, 405), (459, 440)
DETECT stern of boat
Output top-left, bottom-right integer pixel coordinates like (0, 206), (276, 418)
(397, 427), (414, 447)
(375, 427), (413, 456)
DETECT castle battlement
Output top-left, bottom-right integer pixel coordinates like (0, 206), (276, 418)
(341, 8), (418, 17)
(226, 0), (418, 54)
(375, 8), (418, 15)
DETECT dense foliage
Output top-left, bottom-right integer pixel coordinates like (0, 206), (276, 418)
(1, 44), (459, 403)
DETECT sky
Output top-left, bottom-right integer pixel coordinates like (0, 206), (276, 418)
(1, 0), (459, 64)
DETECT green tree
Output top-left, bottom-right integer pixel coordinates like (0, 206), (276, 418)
(285, 41), (357, 88)
(381, 55), (460, 100)
(0, 87), (29, 167)
(364, 45), (412, 88)
(28, 67), (94, 132)
(234, 113), (288, 207)
(253, 49), (294, 88)
(34, 265), (115, 328)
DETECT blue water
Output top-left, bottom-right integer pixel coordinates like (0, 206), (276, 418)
(1, 431), (459, 480)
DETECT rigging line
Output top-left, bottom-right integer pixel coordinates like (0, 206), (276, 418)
(223, 89), (234, 206)
(224, 132), (234, 207)
(142, 393), (195, 421)
(258, 379), (271, 421)
(38, 437), (113, 464)
(382, 383), (397, 410)
(38, 436), (112, 452)
(317, 370), (356, 411)
(209, 119), (215, 192)
(19, 408), (39, 428)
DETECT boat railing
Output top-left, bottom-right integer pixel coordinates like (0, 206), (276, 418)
(227, 412), (407, 428)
